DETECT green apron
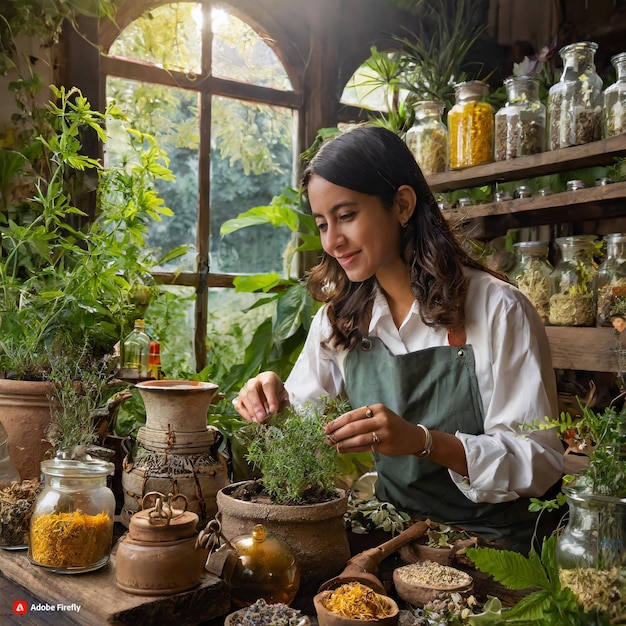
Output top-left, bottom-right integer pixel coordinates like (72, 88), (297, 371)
(344, 334), (549, 552)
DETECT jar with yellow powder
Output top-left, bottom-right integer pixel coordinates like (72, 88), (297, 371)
(28, 457), (115, 573)
(448, 81), (494, 169)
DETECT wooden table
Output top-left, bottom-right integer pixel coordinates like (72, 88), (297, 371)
(0, 547), (230, 625)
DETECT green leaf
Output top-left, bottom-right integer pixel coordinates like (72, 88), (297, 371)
(233, 273), (283, 293)
(273, 283), (310, 340)
(467, 545), (551, 591)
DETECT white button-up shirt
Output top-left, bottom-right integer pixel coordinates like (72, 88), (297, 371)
(285, 267), (564, 504)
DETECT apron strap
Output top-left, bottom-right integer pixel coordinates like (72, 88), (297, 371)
(447, 326), (466, 347)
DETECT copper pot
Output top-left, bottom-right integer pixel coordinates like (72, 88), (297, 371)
(115, 493), (203, 595)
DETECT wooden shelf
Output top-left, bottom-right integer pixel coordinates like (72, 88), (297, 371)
(425, 135), (626, 374)
(546, 326), (622, 372)
(427, 134), (626, 192)
(441, 180), (626, 224)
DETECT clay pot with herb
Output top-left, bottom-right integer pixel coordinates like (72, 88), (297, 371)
(215, 398), (352, 597)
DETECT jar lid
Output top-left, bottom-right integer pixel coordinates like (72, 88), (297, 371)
(514, 185), (533, 199)
(566, 179), (586, 191)
(514, 240), (549, 250)
(454, 80), (489, 101)
(129, 492), (198, 542)
(129, 507), (199, 542)
(40, 458), (115, 478)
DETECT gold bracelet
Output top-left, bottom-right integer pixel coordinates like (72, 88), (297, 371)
(416, 423), (433, 457)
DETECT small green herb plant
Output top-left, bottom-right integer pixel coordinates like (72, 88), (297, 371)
(528, 400), (626, 499)
(241, 396), (350, 505)
(45, 349), (119, 456)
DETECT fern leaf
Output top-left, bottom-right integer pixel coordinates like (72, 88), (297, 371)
(466, 546), (550, 590)
(502, 589), (553, 621)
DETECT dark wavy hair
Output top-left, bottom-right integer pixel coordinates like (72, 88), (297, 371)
(301, 125), (489, 351)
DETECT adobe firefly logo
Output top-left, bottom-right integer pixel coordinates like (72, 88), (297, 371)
(13, 600), (28, 614)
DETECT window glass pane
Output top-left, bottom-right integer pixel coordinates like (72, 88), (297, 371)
(109, 2), (202, 74)
(209, 96), (294, 275)
(211, 10), (291, 90)
(106, 76), (199, 270)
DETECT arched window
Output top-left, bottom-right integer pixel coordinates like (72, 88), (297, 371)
(100, 1), (301, 370)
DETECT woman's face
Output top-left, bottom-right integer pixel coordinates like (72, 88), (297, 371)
(307, 175), (405, 283)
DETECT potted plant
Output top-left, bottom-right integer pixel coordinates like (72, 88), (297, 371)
(467, 400), (626, 624)
(216, 397), (353, 596)
(0, 84), (185, 479)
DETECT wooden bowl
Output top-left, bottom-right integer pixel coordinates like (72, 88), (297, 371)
(314, 587), (399, 626)
(225, 605), (311, 625)
(392, 560), (473, 607)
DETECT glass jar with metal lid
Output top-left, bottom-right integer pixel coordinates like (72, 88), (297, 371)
(28, 457), (115, 573)
(404, 100), (448, 175)
(603, 52), (626, 137)
(495, 76), (546, 161)
(509, 241), (553, 324)
(549, 235), (598, 326)
(448, 81), (494, 169)
(547, 41), (603, 150)
(594, 233), (626, 327)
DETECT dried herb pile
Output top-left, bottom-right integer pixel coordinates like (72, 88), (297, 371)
(0, 479), (40, 547)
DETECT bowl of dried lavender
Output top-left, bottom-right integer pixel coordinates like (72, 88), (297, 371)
(225, 598), (310, 626)
(392, 559), (473, 607)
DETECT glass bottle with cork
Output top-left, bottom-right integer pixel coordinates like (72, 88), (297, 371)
(121, 319), (151, 379)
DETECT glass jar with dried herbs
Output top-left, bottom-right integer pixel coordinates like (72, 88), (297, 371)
(495, 76), (546, 161)
(510, 241), (553, 324)
(404, 100), (448, 175)
(549, 235), (598, 326)
(547, 41), (603, 150)
(448, 81), (494, 169)
(594, 233), (626, 327)
(603, 52), (626, 137)
(28, 458), (115, 573)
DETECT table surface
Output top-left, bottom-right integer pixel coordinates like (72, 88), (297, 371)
(1, 525), (524, 625)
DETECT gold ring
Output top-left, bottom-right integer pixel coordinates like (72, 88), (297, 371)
(372, 432), (380, 444)
(365, 406), (374, 418)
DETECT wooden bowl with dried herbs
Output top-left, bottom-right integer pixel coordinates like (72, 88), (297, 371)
(314, 581), (399, 625)
(393, 560), (473, 607)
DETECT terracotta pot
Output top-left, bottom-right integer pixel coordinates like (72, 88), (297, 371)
(217, 481), (351, 596)
(135, 379), (219, 432)
(0, 379), (53, 480)
(313, 589), (399, 626)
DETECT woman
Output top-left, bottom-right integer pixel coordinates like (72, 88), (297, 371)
(233, 125), (563, 552)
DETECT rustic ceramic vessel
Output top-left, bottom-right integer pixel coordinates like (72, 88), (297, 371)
(217, 480), (351, 596)
(121, 379), (229, 526)
(0, 379), (53, 480)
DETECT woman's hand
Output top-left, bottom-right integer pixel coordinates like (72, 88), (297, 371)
(232, 372), (290, 423)
(323, 403), (425, 456)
